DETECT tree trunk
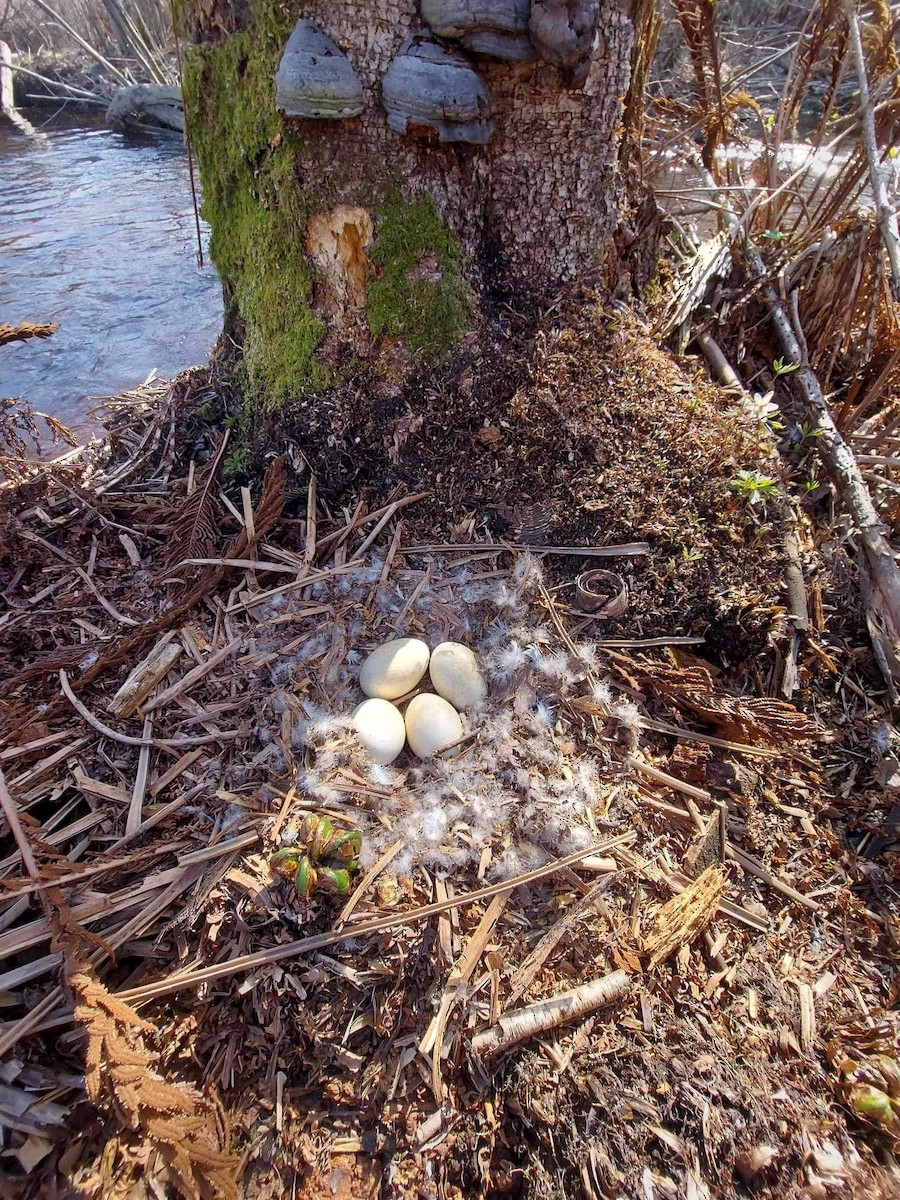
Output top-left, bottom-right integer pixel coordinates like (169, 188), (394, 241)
(178, 1), (634, 407)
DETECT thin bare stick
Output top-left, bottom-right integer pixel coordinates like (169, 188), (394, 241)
(338, 838), (405, 925)
(405, 541), (650, 558)
(629, 757), (712, 804)
(726, 843), (821, 912)
(507, 876), (614, 1007)
(842, 0), (900, 298)
(126, 717), (153, 835)
(304, 476), (317, 564)
(28, 0), (132, 84)
(472, 970), (632, 1058)
(116, 835), (636, 1004)
(60, 671), (150, 746)
(0, 769), (39, 880)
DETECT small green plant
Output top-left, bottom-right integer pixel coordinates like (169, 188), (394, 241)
(681, 546), (703, 563)
(797, 420), (826, 443)
(761, 410), (785, 434)
(772, 357), (800, 377)
(729, 469), (779, 506)
(224, 448), (248, 474)
(272, 815), (362, 899)
(762, 228), (787, 241)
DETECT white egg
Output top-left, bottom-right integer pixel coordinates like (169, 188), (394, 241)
(359, 637), (430, 700)
(351, 698), (406, 765)
(404, 693), (464, 759)
(429, 641), (487, 710)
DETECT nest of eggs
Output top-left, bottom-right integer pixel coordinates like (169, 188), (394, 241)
(258, 552), (638, 887)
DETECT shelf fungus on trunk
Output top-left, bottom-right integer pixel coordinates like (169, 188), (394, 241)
(274, 18), (364, 119)
(420, 0), (535, 61)
(529, 0), (599, 84)
(382, 36), (493, 144)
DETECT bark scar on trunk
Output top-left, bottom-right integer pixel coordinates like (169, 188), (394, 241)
(305, 205), (374, 325)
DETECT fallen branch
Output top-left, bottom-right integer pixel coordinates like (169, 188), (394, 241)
(0, 41), (36, 137)
(689, 156), (900, 689)
(472, 970), (632, 1058)
(745, 237), (900, 677)
(842, 0), (900, 299)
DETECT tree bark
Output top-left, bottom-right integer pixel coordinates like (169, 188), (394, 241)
(178, 0), (634, 405)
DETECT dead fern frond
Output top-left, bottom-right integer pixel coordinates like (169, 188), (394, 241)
(159, 432), (230, 573)
(0, 396), (41, 464)
(0, 322), (58, 345)
(71, 970), (240, 1200)
(670, 0), (727, 172)
(636, 659), (821, 746)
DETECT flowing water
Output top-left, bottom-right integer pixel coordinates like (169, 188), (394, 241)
(0, 112), (222, 438)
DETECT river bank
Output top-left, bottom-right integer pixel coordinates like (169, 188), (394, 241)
(0, 109), (221, 435)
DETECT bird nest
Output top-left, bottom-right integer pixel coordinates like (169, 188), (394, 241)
(0, 372), (897, 1200)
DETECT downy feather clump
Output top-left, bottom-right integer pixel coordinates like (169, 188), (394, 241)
(252, 553), (639, 883)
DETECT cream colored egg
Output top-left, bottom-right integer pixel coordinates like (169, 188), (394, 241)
(404, 693), (464, 759)
(429, 641), (487, 710)
(359, 637), (430, 700)
(351, 698), (406, 765)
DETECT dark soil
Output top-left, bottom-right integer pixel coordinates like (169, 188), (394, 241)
(248, 298), (784, 666)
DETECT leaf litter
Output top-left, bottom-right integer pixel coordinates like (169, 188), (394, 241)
(0, 308), (897, 1199)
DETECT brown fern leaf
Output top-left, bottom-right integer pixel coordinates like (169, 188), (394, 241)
(5, 643), (101, 694)
(159, 433), (230, 574)
(636, 660), (820, 747)
(70, 970), (239, 1200)
(0, 321), (57, 345)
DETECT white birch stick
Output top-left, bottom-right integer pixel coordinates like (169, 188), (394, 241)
(472, 970), (632, 1058)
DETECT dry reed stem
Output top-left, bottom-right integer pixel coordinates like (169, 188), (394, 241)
(116, 835), (638, 1005)
(842, 0), (900, 298)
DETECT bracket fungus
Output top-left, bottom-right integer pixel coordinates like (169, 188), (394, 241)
(382, 37), (493, 145)
(529, 0), (599, 83)
(420, 0), (535, 61)
(275, 19), (364, 120)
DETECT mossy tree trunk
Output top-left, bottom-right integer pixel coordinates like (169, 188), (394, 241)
(178, 1), (634, 409)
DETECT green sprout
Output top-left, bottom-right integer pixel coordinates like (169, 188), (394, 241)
(772, 357), (800, 377)
(729, 470), (779, 506)
(272, 815), (361, 900)
(224, 448), (248, 475)
(797, 420), (825, 443)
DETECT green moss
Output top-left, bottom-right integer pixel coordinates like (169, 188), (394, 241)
(182, 1), (325, 407)
(367, 195), (472, 361)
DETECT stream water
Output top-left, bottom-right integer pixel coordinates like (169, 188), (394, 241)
(0, 112), (222, 438)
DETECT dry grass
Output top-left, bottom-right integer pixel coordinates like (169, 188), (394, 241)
(0, 328), (897, 1197)
(4, 0), (174, 87)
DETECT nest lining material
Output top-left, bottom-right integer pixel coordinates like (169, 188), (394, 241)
(257, 550), (634, 884)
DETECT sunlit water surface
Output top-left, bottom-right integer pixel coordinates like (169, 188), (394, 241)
(0, 113), (222, 437)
